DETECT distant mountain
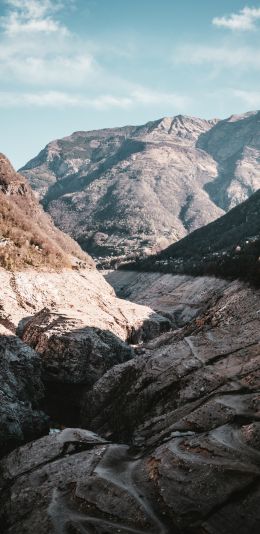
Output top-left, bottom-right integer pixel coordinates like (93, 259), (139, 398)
(0, 154), (92, 270)
(128, 189), (260, 286)
(20, 111), (260, 264)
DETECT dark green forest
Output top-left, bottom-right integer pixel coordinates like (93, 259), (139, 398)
(121, 190), (260, 287)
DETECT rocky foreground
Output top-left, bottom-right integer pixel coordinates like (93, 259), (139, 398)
(0, 266), (170, 454)
(0, 271), (259, 533)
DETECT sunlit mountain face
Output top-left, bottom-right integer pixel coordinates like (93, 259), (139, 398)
(20, 111), (260, 266)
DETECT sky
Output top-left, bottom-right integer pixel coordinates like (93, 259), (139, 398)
(0, 0), (260, 168)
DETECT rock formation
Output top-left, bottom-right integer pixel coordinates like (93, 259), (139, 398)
(0, 277), (259, 533)
(0, 154), (169, 448)
(0, 329), (48, 457)
(0, 149), (259, 532)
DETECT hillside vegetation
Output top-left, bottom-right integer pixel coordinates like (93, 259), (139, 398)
(123, 189), (260, 287)
(0, 154), (93, 271)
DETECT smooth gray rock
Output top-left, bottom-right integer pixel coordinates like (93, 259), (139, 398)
(83, 281), (260, 445)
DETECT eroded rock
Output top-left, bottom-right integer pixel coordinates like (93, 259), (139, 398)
(0, 333), (48, 457)
(0, 430), (169, 534)
(1, 273), (259, 532)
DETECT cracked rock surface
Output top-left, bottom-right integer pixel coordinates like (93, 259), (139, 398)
(0, 331), (48, 457)
(0, 267), (169, 422)
(0, 275), (259, 533)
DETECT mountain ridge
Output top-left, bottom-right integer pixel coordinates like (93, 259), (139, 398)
(0, 153), (92, 270)
(20, 111), (260, 264)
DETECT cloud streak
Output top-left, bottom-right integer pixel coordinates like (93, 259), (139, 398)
(0, 0), (189, 113)
(1, 0), (69, 35)
(212, 6), (260, 31)
(1, 53), (95, 86)
(173, 44), (260, 69)
(231, 89), (260, 108)
(0, 88), (189, 110)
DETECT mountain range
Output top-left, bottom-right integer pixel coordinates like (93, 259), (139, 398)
(20, 110), (260, 265)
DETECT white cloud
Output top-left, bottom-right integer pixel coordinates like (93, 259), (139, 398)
(0, 89), (189, 110)
(0, 1), (97, 87)
(231, 89), (260, 108)
(212, 6), (260, 31)
(173, 44), (260, 68)
(131, 88), (189, 107)
(0, 91), (131, 108)
(1, 0), (69, 35)
(0, 1), (189, 113)
(1, 53), (95, 86)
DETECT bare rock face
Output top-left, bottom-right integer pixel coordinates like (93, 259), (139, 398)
(0, 429), (170, 534)
(21, 303), (170, 382)
(19, 303), (169, 424)
(0, 268), (169, 342)
(83, 280), (260, 442)
(77, 279), (260, 533)
(0, 332), (48, 457)
(20, 112), (260, 264)
(105, 271), (230, 326)
(1, 393), (260, 533)
(20, 307), (136, 424)
(0, 275), (259, 532)
(0, 267), (169, 424)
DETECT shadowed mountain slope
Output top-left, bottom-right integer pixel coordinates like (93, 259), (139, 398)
(127, 189), (260, 286)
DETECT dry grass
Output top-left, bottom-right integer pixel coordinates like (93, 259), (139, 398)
(0, 153), (93, 271)
(0, 192), (72, 270)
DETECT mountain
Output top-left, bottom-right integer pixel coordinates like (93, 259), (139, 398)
(0, 153), (91, 270)
(20, 111), (260, 265)
(129, 188), (260, 286)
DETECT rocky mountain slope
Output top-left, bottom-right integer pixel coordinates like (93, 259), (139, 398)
(0, 154), (91, 270)
(129, 189), (260, 286)
(20, 111), (260, 264)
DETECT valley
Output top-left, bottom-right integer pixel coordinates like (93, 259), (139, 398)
(0, 119), (259, 533)
(1, 0), (260, 530)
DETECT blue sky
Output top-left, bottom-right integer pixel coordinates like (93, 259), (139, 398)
(0, 0), (260, 168)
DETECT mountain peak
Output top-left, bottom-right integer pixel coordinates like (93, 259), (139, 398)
(226, 110), (259, 123)
(0, 153), (91, 270)
(0, 153), (19, 182)
(19, 111), (260, 265)
(0, 153), (28, 196)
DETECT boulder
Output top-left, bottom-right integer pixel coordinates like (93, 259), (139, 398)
(0, 333), (48, 457)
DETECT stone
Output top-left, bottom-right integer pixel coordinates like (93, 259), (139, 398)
(0, 334), (48, 457)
